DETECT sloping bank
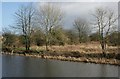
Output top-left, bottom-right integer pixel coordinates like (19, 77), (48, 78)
(2, 49), (120, 66)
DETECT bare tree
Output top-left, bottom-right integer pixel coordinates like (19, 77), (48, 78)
(92, 8), (118, 54)
(37, 4), (64, 51)
(13, 4), (35, 52)
(73, 17), (90, 43)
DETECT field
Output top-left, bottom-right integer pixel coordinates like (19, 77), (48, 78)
(31, 42), (119, 54)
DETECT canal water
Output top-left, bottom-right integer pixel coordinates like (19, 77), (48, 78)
(1, 55), (119, 77)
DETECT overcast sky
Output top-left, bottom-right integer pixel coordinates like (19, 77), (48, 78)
(1, 1), (119, 33)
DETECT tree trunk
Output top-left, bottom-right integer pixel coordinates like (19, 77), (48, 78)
(101, 43), (105, 54)
(45, 35), (48, 51)
(25, 35), (28, 51)
(101, 37), (106, 57)
(78, 32), (81, 43)
(46, 41), (48, 51)
(24, 35), (30, 53)
(28, 36), (30, 51)
(101, 28), (106, 55)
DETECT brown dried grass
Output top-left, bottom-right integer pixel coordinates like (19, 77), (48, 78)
(31, 42), (119, 54)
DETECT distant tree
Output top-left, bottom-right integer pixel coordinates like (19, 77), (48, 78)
(107, 31), (120, 46)
(2, 28), (15, 48)
(31, 28), (45, 46)
(12, 4), (35, 52)
(50, 26), (68, 46)
(89, 32), (99, 41)
(37, 4), (64, 51)
(2, 32), (16, 47)
(73, 17), (90, 43)
(92, 8), (118, 54)
(65, 29), (78, 45)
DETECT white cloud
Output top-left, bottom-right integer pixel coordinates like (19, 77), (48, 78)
(36, 2), (118, 29)
(60, 2), (118, 29)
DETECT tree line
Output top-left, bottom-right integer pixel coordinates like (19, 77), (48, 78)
(2, 3), (120, 54)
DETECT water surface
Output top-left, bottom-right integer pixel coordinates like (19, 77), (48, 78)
(2, 55), (119, 77)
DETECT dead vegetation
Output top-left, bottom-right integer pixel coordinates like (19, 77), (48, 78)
(2, 42), (120, 66)
(31, 42), (119, 54)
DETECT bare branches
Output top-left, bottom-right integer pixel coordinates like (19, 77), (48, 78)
(91, 7), (118, 54)
(73, 17), (90, 43)
(13, 4), (35, 51)
(37, 4), (63, 31)
(36, 3), (64, 51)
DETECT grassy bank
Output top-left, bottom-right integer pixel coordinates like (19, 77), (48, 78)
(2, 44), (120, 66)
(31, 43), (119, 54)
(2, 52), (120, 66)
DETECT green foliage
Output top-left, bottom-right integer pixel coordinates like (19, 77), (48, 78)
(65, 30), (79, 44)
(50, 27), (68, 45)
(19, 35), (26, 45)
(31, 29), (46, 46)
(35, 38), (45, 46)
(89, 32), (100, 41)
(2, 32), (17, 47)
(107, 31), (120, 46)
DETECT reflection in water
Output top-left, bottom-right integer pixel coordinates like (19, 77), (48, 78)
(2, 55), (119, 77)
(44, 59), (53, 77)
(0, 55), (2, 79)
(100, 64), (107, 77)
(117, 67), (119, 78)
